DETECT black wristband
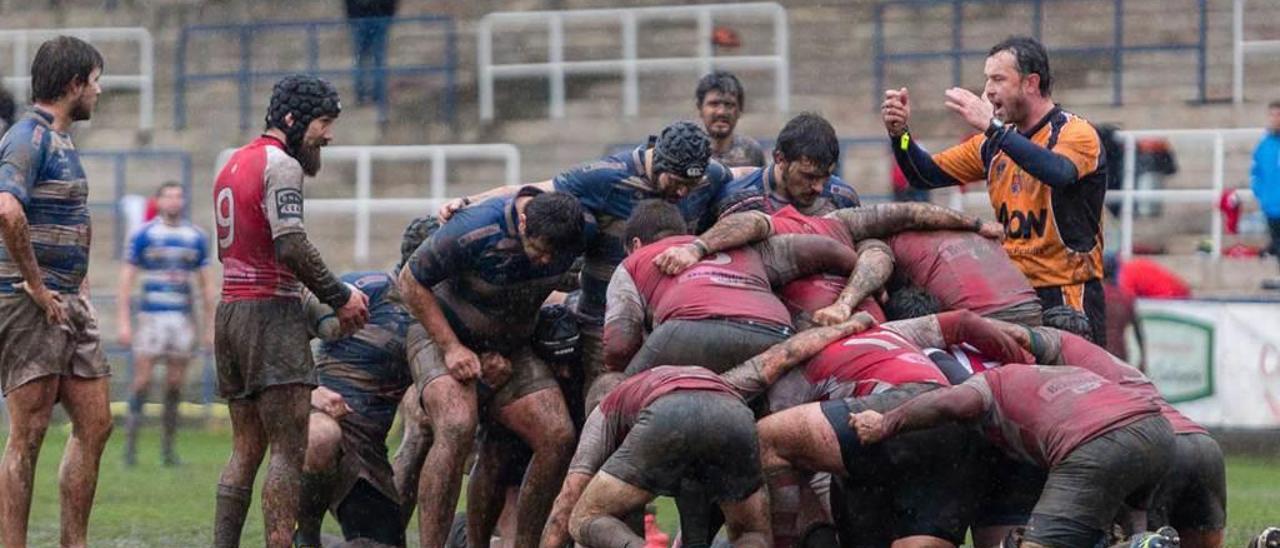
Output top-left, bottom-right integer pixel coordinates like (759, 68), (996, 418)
(317, 278), (352, 310)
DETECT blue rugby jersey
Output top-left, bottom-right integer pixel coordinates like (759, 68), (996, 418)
(0, 108), (91, 294)
(407, 186), (597, 352)
(314, 271), (415, 425)
(714, 162), (860, 219)
(552, 145), (733, 322)
(126, 219), (209, 313)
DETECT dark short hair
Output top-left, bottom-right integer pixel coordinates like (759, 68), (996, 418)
(1041, 306), (1091, 339)
(989, 36), (1053, 97)
(1269, 100), (1280, 110)
(774, 112), (839, 173)
(624, 200), (688, 246)
(883, 286), (942, 321)
(696, 71), (745, 110)
(31, 36), (104, 103)
(154, 181), (184, 198)
(524, 192), (587, 253)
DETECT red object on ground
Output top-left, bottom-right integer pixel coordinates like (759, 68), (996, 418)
(1116, 258), (1192, 299)
(645, 512), (670, 548)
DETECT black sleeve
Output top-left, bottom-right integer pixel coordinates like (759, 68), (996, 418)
(992, 129), (1080, 188)
(891, 136), (965, 190)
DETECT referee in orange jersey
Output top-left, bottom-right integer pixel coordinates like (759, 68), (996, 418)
(883, 36), (1109, 345)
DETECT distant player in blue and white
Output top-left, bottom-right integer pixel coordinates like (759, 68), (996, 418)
(116, 181), (216, 467)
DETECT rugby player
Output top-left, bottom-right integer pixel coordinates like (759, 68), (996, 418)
(211, 75), (370, 548)
(540, 313), (879, 548)
(715, 112), (859, 218)
(436, 121), (734, 408)
(851, 364), (1176, 548)
(986, 314), (1226, 548)
(758, 310), (1032, 547)
(293, 269), (415, 548)
(884, 36), (1108, 343)
(653, 202), (1008, 326)
(399, 188), (591, 547)
(605, 199), (884, 374)
(0, 36), (112, 548)
(696, 71), (766, 168)
(117, 181), (216, 467)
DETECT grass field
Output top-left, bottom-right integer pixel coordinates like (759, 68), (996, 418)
(0, 424), (1276, 546)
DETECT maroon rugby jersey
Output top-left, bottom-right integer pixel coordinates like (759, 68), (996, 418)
(768, 206), (885, 321)
(804, 326), (950, 398)
(962, 364), (1161, 467)
(213, 135), (305, 301)
(887, 230), (1037, 316)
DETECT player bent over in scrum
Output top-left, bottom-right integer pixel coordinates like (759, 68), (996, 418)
(541, 313), (879, 548)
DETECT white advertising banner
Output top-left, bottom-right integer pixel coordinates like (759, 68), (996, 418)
(1137, 299), (1280, 429)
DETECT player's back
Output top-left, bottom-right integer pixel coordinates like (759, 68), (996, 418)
(213, 135), (300, 301)
(804, 326), (950, 398)
(888, 230), (1036, 316)
(312, 271), (414, 417)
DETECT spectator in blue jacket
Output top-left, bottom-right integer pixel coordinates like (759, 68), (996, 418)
(1251, 100), (1280, 273)
(346, 0), (397, 106)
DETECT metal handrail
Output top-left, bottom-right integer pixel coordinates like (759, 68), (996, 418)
(1232, 0), (1280, 104)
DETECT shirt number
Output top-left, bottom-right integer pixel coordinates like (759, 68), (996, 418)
(215, 187), (234, 249)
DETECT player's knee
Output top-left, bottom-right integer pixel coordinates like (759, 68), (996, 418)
(533, 410), (575, 455)
(305, 417), (343, 471)
(430, 406), (477, 449)
(74, 409), (114, 448)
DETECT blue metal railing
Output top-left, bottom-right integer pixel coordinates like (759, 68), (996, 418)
(80, 149), (193, 259)
(872, 0), (1208, 109)
(605, 136), (888, 181)
(174, 15), (457, 130)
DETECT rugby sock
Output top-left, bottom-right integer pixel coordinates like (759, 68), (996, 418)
(213, 483), (253, 548)
(296, 471), (335, 545)
(577, 514), (646, 548)
(161, 388), (181, 466)
(123, 391), (145, 466)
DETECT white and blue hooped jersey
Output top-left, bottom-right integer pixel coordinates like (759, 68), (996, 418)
(126, 219), (209, 313)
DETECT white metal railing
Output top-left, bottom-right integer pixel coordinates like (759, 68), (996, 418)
(951, 128), (1266, 259)
(1233, 0), (1280, 104)
(477, 2), (789, 120)
(0, 27), (154, 130)
(214, 144), (521, 264)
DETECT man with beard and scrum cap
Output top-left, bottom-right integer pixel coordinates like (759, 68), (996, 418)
(211, 74), (370, 548)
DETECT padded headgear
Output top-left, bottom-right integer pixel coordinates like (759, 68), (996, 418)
(265, 74), (341, 151)
(397, 215), (442, 271)
(533, 303), (580, 364)
(651, 120), (711, 180)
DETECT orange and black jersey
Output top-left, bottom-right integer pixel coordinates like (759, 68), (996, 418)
(891, 106), (1107, 288)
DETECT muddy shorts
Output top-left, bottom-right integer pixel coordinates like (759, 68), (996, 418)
(624, 318), (790, 376)
(1147, 432), (1227, 532)
(317, 411), (400, 511)
(407, 323), (558, 411)
(0, 292), (108, 394)
(134, 311), (196, 359)
(214, 298), (315, 400)
(1025, 415), (1175, 548)
(822, 383), (981, 546)
(600, 391), (761, 502)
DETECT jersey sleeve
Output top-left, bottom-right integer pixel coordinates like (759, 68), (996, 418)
(552, 160), (623, 213)
(405, 210), (476, 289)
(1052, 119), (1104, 178)
(931, 134), (987, 184)
(262, 151), (307, 239)
(603, 266), (647, 371)
(825, 176), (861, 208)
(959, 373), (995, 410)
(194, 227), (211, 268)
(567, 408), (616, 476)
(0, 122), (47, 207)
(125, 226), (148, 267)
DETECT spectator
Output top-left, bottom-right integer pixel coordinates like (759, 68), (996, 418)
(1251, 100), (1280, 278)
(1102, 253), (1145, 371)
(345, 0), (398, 106)
(1115, 256), (1191, 299)
(695, 71), (765, 168)
(0, 84), (16, 137)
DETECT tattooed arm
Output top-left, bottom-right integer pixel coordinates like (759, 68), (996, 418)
(813, 239), (894, 326)
(830, 203), (1003, 242)
(653, 210), (773, 275)
(721, 312), (878, 398)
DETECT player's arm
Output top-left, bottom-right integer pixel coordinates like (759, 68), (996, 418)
(822, 239), (894, 326)
(438, 180), (555, 221)
(721, 312), (878, 398)
(851, 384), (986, 444)
(884, 310), (1034, 365)
(602, 266), (646, 372)
(265, 158), (366, 332)
(195, 266), (218, 346)
(830, 202), (1002, 241)
(759, 235), (894, 326)
(989, 128), (1087, 188)
(398, 222), (483, 381)
(115, 263), (138, 344)
(891, 135), (978, 190)
(543, 408), (609, 547)
(652, 210), (773, 275)
(0, 126), (65, 324)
